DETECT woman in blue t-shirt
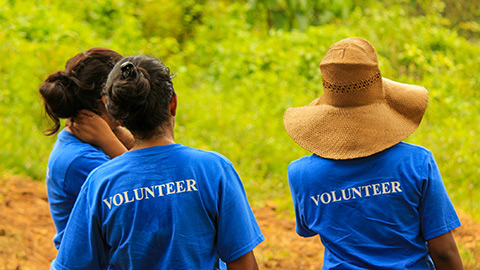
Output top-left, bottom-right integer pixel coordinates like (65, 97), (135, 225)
(51, 55), (264, 270)
(40, 48), (134, 249)
(284, 38), (463, 269)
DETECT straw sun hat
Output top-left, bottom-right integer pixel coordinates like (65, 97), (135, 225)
(283, 37), (428, 159)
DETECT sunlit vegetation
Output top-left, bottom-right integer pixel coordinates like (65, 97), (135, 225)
(1, 2), (479, 264)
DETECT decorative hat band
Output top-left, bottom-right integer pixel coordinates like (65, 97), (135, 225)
(322, 72), (381, 94)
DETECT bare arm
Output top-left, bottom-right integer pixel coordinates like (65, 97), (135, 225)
(428, 231), (463, 270)
(69, 110), (128, 159)
(226, 251), (259, 270)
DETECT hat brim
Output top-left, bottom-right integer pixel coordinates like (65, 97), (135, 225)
(283, 78), (428, 159)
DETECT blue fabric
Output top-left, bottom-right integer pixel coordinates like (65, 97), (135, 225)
(288, 142), (461, 270)
(46, 129), (110, 249)
(51, 144), (264, 270)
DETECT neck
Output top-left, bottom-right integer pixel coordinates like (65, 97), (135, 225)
(131, 125), (175, 151)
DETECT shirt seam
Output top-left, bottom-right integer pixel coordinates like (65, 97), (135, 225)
(424, 219), (461, 240)
(222, 234), (265, 263)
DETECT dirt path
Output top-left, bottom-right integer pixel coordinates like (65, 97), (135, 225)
(0, 176), (478, 269)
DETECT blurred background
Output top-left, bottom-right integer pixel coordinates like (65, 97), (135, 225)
(0, 0), (479, 266)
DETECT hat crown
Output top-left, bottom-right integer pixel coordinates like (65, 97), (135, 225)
(319, 37), (383, 107)
(321, 37), (378, 67)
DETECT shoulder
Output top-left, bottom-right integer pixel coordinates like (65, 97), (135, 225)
(286, 154), (325, 190)
(49, 132), (109, 180)
(393, 142), (432, 154)
(288, 154), (325, 172)
(175, 145), (234, 167)
(67, 149), (110, 173)
(386, 142), (434, 161)
(64, 153), (110, 189)
(54, 130), (110, 160)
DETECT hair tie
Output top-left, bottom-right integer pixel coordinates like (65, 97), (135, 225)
(120, 61), (137, 79)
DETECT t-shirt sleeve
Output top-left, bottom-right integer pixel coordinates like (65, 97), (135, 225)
(51, 179), (109, 270)
(288, 163), (318, 237)
(64, 152), (110, 197)
(216, 163), (264, 263)
(419, 152), (461, 240)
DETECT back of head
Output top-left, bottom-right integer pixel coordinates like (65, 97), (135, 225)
(104, 55), (175, 140)
(39, 48), (122, 135)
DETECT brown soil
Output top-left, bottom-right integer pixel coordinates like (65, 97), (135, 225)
(0, 175), (478, 270)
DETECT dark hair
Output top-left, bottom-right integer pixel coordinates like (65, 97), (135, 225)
(104, 55), (175, 140)
(39, 48), (122, 135)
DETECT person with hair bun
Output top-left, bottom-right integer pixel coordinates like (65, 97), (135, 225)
(40, 48), (134, 250)
(51, 55), (264, 270)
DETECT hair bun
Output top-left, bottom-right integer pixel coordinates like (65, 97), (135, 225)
(40, 71), (77, 119)
(117, 61), (151, 98)
(120, 61), (138, 79)
(45, 71), (72, 86)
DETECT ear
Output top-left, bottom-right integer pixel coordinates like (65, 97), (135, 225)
(101, 96), (107, 105)
(169, 93), (177, 117)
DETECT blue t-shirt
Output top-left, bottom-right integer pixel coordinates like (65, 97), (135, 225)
(51, 144), (264, 270)
(288, 142), (461, 270)
(46, 129), (110, 249)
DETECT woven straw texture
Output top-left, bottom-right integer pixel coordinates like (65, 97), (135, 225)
(284, 37), (428, 159)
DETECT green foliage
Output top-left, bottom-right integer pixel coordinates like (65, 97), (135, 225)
(244, 0), (357, 30)
(242, 0), (480, 42)
(140, 0), (205, 43)
(421, 0), (480, 39)
(1, 0), (479, 245)
(0, 0), (145, 179)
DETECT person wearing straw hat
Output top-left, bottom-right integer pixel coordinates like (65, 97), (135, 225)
(284, 37), (463, 269)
